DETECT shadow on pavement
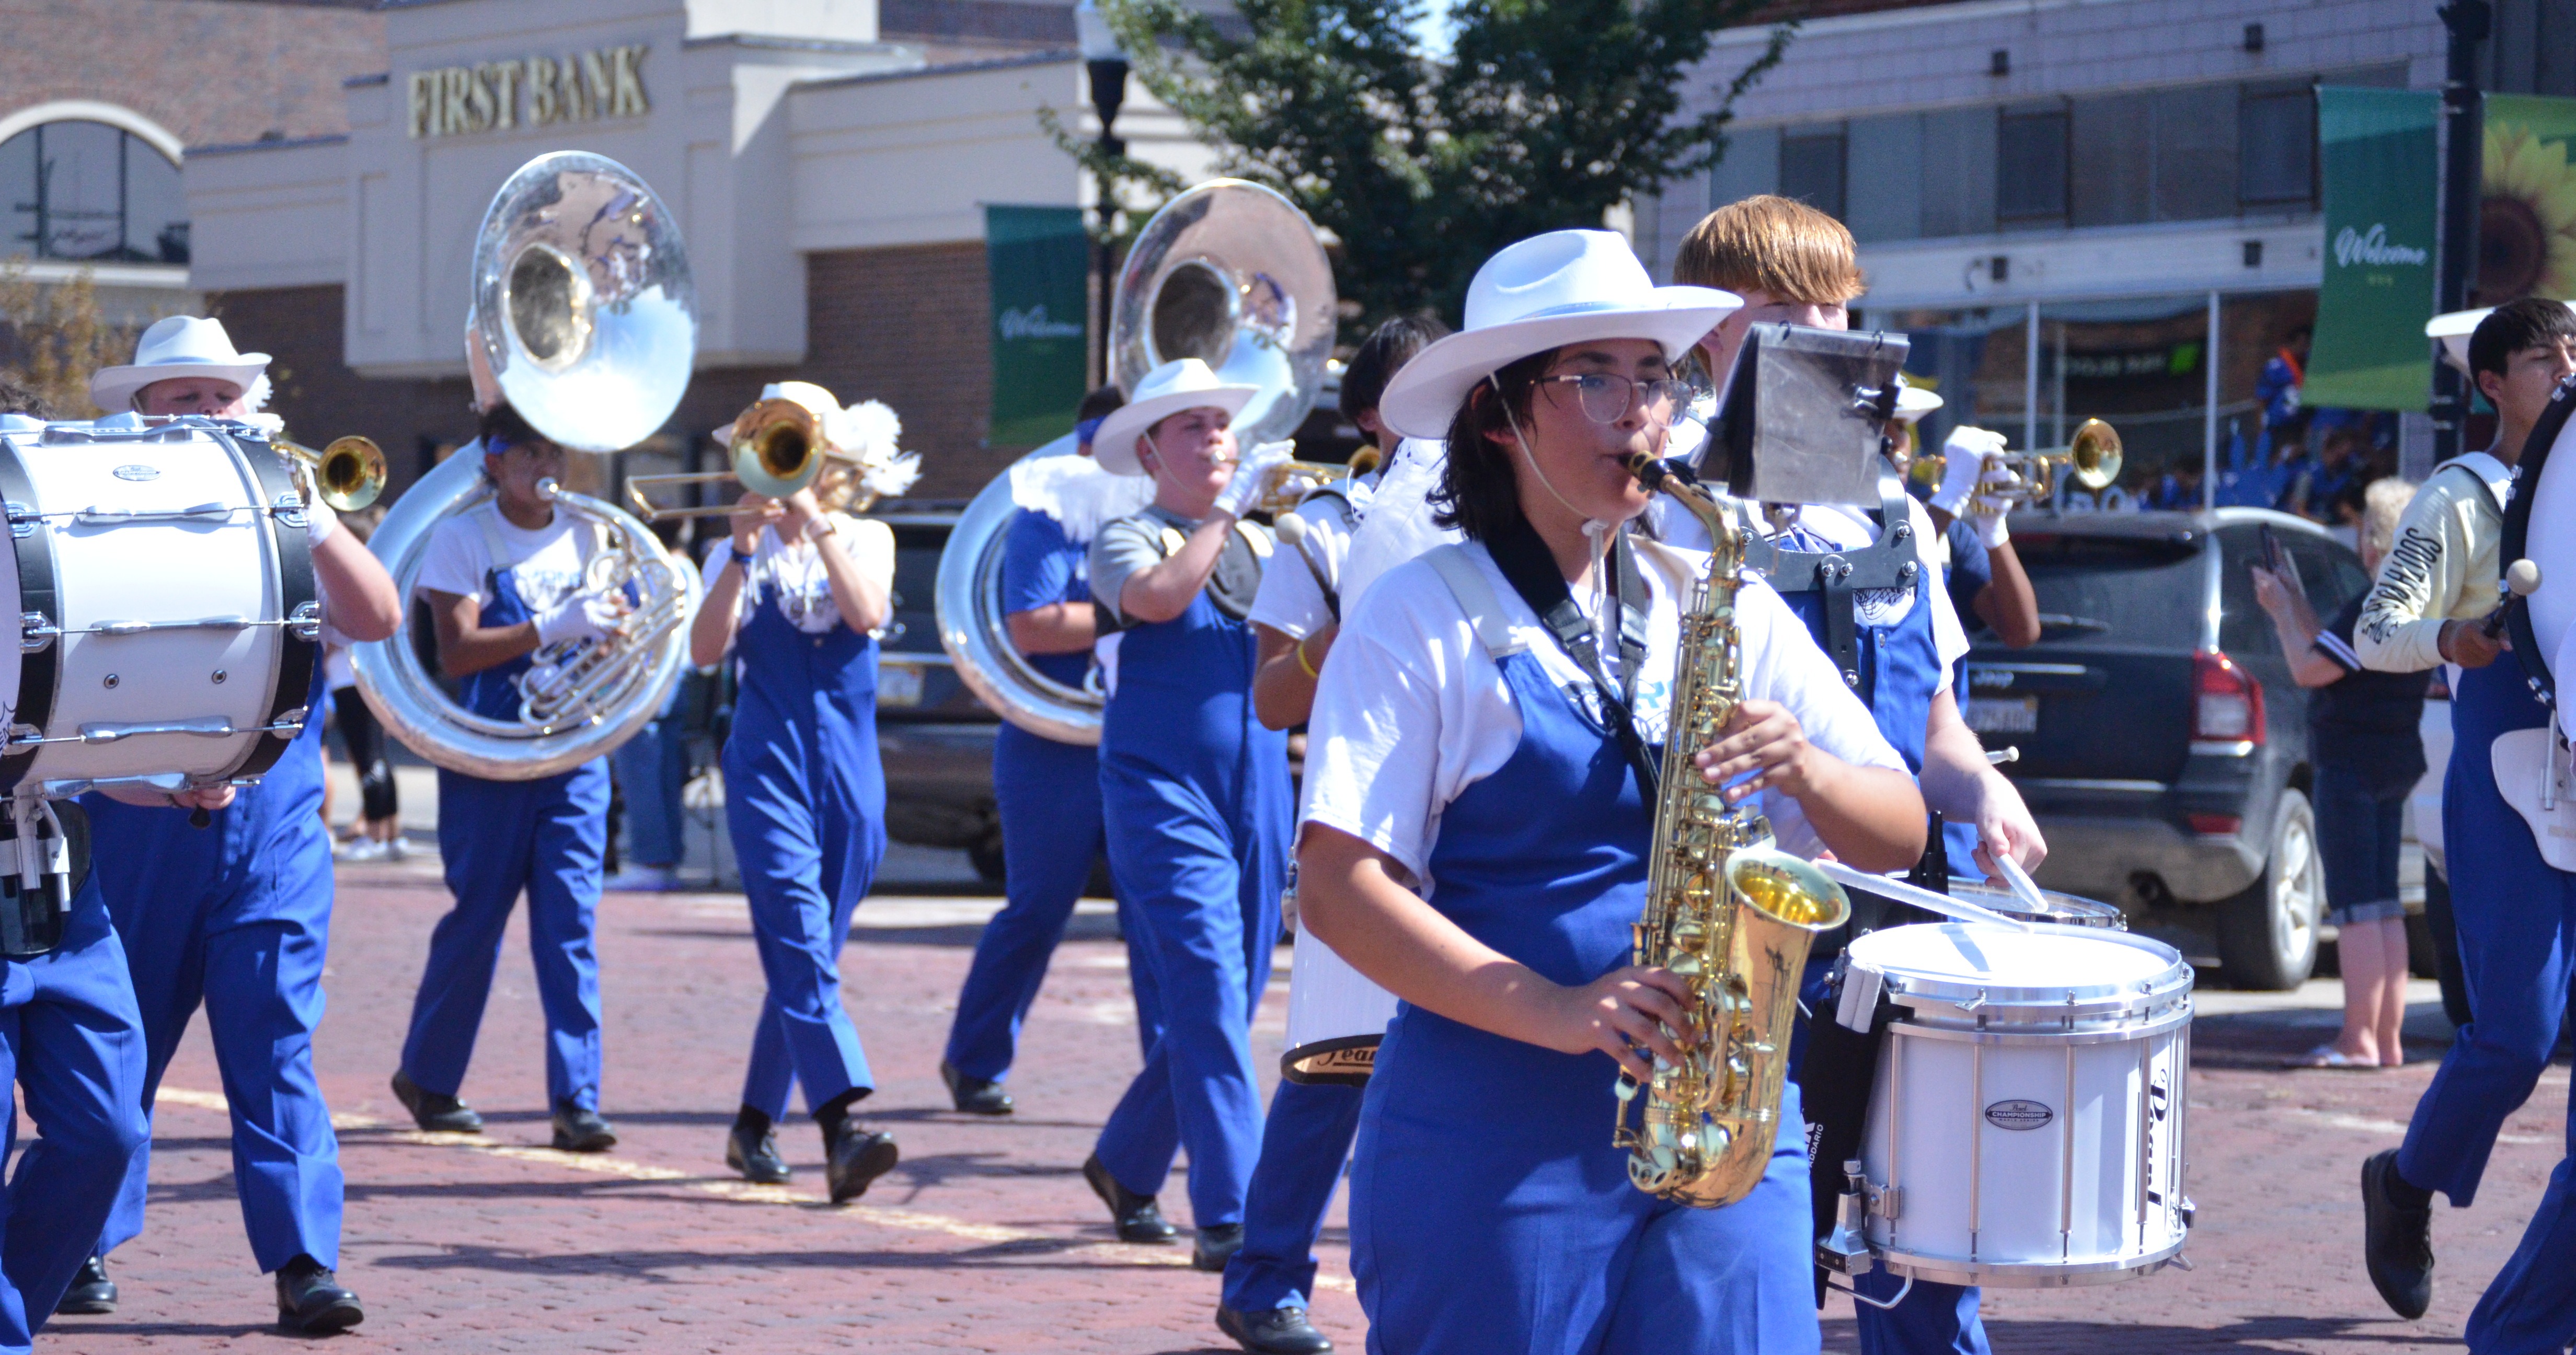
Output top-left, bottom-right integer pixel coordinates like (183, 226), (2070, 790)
(370, 1238), (1230, 1275)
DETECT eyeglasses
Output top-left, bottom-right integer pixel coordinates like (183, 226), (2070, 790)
(1537, 372), (1690, 425)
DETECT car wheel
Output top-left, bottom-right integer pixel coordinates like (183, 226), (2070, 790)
(968, 836), (1007, 886)
(2217, 788), (2322, 991)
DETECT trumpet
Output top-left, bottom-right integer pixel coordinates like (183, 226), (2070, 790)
(1910, 418), (2123, 505)
(1250, 458), (1351, 516)
(626, 397), (832, 522)
(278, 434), (388, 513)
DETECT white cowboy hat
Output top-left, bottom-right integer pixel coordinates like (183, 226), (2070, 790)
(1092, 358), (1259, 476)
(1377, 230), (1741, 441)
(2426, 307), (2493, 376)
(87, 316), (271, 413)
(1893, 378), (1943, 425)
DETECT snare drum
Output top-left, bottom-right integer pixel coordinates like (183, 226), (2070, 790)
(1946, 877), (2126, 929)
(0, 416), (318, 796)
(1281, 925), (1399, 1085)
(1834, 922), (2193, 1288)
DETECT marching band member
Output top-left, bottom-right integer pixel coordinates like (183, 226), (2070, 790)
(941, 386), (1172, 1121)
(691, 385), (916, 1201)
(1082, 358), (1296, 1271)
(394, 401), (630, 1156)
(2353, 297), (2576, 1342)
(1899, 410), (2042, 653)
(1219, 316), (1444, 1355)
(1674, 195), (2046, 1354)
(1298, 229), (1923, 1355)
(0, 387), (150, 1348)
(74, 316), (405, 1331)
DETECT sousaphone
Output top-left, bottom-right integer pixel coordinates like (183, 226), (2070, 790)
(351, 151), (701, 780)
(937, 179), (1336, 742)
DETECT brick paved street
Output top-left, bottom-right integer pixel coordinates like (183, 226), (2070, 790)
(21, 848), (2568, 1353)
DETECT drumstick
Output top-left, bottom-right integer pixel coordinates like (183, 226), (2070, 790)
(1813, 860), (2036, 933)
(1994, 856), (2052, 918)
(2485, 559), (2542, 639)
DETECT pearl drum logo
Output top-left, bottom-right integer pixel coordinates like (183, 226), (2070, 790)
(110, 465), (159, 482)
(1984, 1098), (2054, 1131)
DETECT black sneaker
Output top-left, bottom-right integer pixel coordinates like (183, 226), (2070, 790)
(1193, 1223), (1246, 1272)
(2361, 1149), (2434, 1319)
(390, 1069), (483, 1133)
(55, 1256), (114, 1315)
(1217, 1304), (1336, 1354)
(726, 1122), (791, 1184)
(825, 1125), (900, 1203)
(940, 1060), (1015, 1116)
(551, 1101), (618, 1153)
(274, 1256), (363, 1334)
(1084, 1152), (1177, 1243)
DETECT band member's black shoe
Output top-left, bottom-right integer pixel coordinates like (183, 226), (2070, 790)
(726, 1124), (791, 1184)
(1084, 1152), (1177, 1243)
(274, 1256), (364, 1334)
(1193, 1223), (1247, 1273)
(55, 1256), (114, 1315)
(390, 1069), (482, 1133)
(2362, 1149), (2434, 1319)
(941, 1060), (1015, 1116)
(825, 1125), (901, 1203)
(1217, 1303), (1335, 1353)
(551, 1101), (618, 1153)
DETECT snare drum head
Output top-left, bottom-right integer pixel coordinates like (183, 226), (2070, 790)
(1948, 878), (2125, 928)
(1848, 922), (2184, 1006)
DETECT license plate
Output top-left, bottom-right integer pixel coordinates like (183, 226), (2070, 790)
(1964, 696), (2038, 734)
(877, 663), (924, 708)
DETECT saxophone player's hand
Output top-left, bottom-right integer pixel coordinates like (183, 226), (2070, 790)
(1543, 966), (1695, 1082)
(1694, 699), (1823, 803)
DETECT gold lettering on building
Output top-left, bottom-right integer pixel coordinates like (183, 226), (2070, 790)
(407, 44), (650, 138)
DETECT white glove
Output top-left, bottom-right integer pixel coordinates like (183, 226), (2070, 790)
(1935, 426), (2017, 549)
(534, 594), (620, 647)
(305, 501), (338, 547)
(1213, 439), (1298, 519)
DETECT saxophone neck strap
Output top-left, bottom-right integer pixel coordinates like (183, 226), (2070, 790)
(1484, 512), (1661, 796)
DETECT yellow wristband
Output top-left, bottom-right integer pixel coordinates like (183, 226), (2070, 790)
(1294, 634), (1320, 679)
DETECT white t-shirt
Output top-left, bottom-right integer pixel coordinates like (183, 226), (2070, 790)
(415, 503), (595, 615)
(1246, 482), (1372, 641)
(1301, 537), (1906, 893)
(696, 515), (898, 638)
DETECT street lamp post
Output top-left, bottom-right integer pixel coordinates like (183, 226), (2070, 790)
(2431, 0), (2489, 464)
(1076, 0), (1130, 390)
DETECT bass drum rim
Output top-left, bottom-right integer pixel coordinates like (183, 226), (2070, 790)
(2504, 376), (2576, 705)
(934, 435), (1103, 746)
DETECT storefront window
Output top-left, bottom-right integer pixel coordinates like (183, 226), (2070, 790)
(0, 120), (189, 264)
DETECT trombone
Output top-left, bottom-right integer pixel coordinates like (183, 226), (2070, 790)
(626, 397), (833, 522)
(278, 434), (388, 513)
(1910, 418), (2123, 506)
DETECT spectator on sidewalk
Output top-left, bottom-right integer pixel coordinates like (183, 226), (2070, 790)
(2252, 476), (2428, 1068)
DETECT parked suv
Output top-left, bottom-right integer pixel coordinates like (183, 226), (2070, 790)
(1963, 508), (2372, 989)
(868, 502), (1008, 877)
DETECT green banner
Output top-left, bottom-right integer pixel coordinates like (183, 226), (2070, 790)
(985, 205), (1090, 447)
(2308, 88), (2440, 410)
(2479, 94), (2576, 306)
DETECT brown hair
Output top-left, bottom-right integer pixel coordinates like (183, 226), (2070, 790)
(1429, 350), (1551, 543)
(1673, 195), (1865, 305)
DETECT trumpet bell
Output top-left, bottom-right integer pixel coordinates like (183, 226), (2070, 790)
(1109, 179), (1337, 448)
(279, 434), (387, 512)
(470, 152), (696, 453)
(731, 397), (825, 499)
(2065, 418), (2123, 491)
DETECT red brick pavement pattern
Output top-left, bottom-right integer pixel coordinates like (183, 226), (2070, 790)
(24, 860), (2570, 1354)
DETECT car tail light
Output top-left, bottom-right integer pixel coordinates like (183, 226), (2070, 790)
(2187, 812), (2243, 836)
(2192, 650), (2265, 745)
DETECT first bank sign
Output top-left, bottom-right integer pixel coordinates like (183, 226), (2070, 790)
(407, 45), (651, 138)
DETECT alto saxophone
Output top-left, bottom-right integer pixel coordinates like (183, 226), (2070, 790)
(1613, 455), (1853, 1209)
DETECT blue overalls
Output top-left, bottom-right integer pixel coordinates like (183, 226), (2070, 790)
(945, 508), (1171, 1097)
(1351, 640), (1817, 1355)
(1092, 518), (1290, 1230)
(85, 673), (347, 1273)
(2403, 658), (2576, 1353)
(726, 537), (886, 1123)
(1, 874), (147, 1350)
(1774, 519), (1989, 1355)
(399, 511), (611, 1113)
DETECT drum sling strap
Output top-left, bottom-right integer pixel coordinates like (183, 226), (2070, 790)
(1740, 480), (1920, 705)
(1482, 512), (1658, 802)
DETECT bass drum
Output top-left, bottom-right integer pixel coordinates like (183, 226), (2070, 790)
(2504, 375), (2576, 704)
(0, 416), (318, 796)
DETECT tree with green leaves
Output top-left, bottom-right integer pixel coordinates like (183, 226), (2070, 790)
(1061, 0), (1794, 335)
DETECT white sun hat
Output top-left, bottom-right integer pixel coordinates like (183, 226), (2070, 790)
(1893, 378), (1944, 424)
(1376, 230), (1741, 441)
(87, 315), (272, 413)
(2426, 307), (2494, 375)
(1091, 358), (1261, 476)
